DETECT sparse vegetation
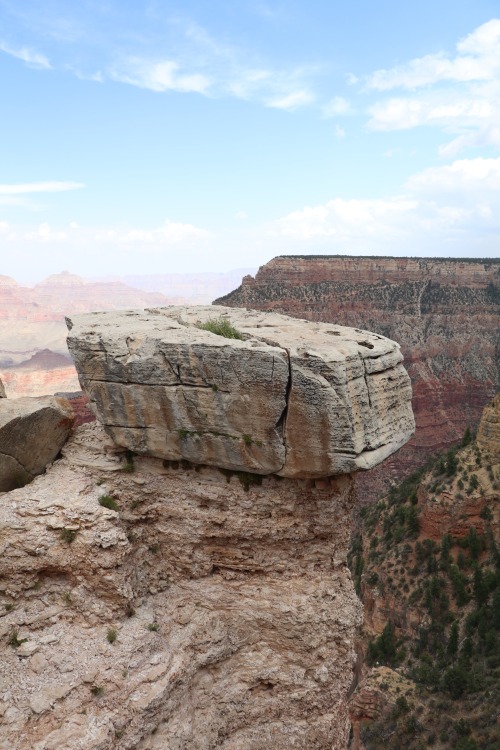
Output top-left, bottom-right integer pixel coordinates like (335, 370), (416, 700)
(60, 527), (78, 543)
(98, 494), (120, 511)
(106, 628), (117, 644)
(196, 316), (244, 340)
(351, 433), (500, 750)
(90, 685), (104, 697)
(147, 622), (160, 632)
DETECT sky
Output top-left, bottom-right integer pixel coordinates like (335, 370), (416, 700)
(0, 0), (499, 282)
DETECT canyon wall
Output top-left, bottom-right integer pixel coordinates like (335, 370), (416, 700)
(216, 256), (500, 498)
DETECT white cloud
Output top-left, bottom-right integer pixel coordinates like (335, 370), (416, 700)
(366, 19), (500, 91)
(334, 125), (346, 138)
(268, 157), (500, 255)
(322, 96), (351, 118)
(405, 156), (500, 194)
(25, 223), (67, 242)
(266, 89), (314, 110)
(235, 211), (247, 220)
(0, 181), (84, 195)
(0, 41), (51, 69)
(111, 59), (211, 94)
(364, 19), (500, 156)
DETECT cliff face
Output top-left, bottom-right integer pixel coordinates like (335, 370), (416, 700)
(0, 423), (362, 750)
(216, 257), (500, 497)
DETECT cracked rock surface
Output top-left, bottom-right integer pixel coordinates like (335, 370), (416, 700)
(0, 396), (73, 490)
(66, 306), (414, 478)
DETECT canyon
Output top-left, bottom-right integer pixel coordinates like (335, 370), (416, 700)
(348, 395), (500, 750)
(0, 306), (414, 750)
(216, 256), (500, 498)
(0, 271), (253, 398)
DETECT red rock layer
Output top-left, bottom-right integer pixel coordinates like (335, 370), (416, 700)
(217, 256), (500, 498)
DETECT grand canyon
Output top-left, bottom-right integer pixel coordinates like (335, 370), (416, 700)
(217, 256), (500, 498)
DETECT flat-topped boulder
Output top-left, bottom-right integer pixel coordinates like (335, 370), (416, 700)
(66, 305), (414, 477)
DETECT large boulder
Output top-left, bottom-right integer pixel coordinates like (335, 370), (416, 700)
(0, 396), (73, 490)
(66, 306), (415, 478)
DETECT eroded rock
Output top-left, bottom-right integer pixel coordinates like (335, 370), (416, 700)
(66, 306), (414, 478)
(0, 422), (362, 750)
(0, 396), (73, 491)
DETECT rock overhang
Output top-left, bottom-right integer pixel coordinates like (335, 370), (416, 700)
(66, 305), (415, 478)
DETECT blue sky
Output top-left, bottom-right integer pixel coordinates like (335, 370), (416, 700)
(0, 0), (499, 282)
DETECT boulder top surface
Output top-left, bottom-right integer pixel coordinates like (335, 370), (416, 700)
(66, 305), (415, 478)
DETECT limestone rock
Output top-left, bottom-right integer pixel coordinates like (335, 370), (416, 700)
(0, 396), (73, 491)
(0, 376), (5, 397)
(66, 305), (414, 478)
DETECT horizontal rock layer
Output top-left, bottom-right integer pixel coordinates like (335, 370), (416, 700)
(66, 305), (414, 478)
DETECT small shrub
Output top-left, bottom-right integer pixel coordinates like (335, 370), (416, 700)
(147, 622), (160, 632)
(125, 603), (136, 618)
(60, 527), (78, 544)
(98, 494), (119, 511)
(90, 685), (104, 697)
(196, 317), (244, 340)
(8, 629), (27, 648)
(107, 628), (117, 644)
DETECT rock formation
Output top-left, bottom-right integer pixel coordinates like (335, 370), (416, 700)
(477, 392), (500, 464)
(0, 422), (362, 749)
(66, 305), (414, 478)
(0, 376), (5, 398)
(0, 306), (415, 749)
(0, 396), (73, 491)
(215, 256), (500, 497)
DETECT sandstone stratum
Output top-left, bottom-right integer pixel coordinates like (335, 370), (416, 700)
(66, 305), (414, 478)
(0, 306), (414, 750)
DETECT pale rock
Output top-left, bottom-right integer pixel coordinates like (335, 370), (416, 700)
(16, 640), (39, 657)
(66, 305), (414, 478)
(0, 395), (73, 490)
(0, 417), (370, 750)
(29, 652), (48, 674)
(0, 377), (5, 398)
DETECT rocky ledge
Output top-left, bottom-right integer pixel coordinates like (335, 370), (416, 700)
(66, 305), (414, 478)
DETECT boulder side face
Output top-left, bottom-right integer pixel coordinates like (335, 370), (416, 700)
(66, 305), (414, 478)
(0, 395), (74, 491)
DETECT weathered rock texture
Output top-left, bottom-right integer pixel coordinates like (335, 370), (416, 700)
(0, 377), (5, 398)
(477, 392), (500, 464)
(0, 396), (73, 491)
(216, 256), (500, 497)
(0, 423), (362, 750)
(66, 305), (414, 478)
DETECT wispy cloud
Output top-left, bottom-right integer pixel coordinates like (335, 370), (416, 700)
(267, 89), (314, 110)
(0, 181), (84, 195)
(110, 58), (211, 94)
(0, 41), (51, 69)
(364, 19), (500, 156)
(366, 19), (500, 90)
(322, 96), (351, 118)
